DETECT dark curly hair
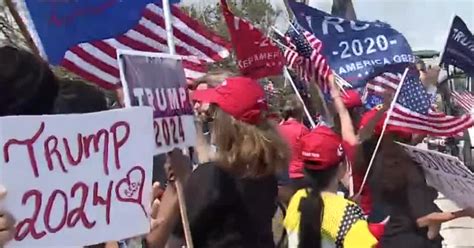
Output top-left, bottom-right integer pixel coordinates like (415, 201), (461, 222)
(0, 46), (59, 116)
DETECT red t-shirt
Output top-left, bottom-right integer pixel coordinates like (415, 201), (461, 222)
(342, 141), (373, 215)
(278, 119), (310, 179)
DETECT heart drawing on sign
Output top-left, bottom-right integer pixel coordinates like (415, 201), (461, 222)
(116, 165), (147, 217)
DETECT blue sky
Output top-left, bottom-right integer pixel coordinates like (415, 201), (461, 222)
(182, 0), (474, 52)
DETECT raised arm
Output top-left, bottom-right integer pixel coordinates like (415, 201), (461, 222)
(327, 75), (358, 145)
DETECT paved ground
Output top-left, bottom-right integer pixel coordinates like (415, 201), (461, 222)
(435, 194), (474, 248)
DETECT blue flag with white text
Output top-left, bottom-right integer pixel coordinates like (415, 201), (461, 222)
(440, 16), (474, 76)
(288, 0), (414, 89)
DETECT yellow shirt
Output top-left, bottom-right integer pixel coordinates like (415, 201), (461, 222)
(284, 189), (377, 248)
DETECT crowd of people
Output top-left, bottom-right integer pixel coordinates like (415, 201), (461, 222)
(1, 44), (474, 248)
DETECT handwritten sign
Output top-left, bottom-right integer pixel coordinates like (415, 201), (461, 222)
(118, 50), (197, 155)
(398, 142), (474, 208)
(0, 107), (154, 247)
(289, 0), (414, 88)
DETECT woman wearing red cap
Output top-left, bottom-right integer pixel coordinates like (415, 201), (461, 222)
(148, 77), (290, 248)
(283, 125), (378, 247)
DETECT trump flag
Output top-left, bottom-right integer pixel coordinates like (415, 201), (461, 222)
(288, 0), (414, 89)
(440, 16), (474, 76)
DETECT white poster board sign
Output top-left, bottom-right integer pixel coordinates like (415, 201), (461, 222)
(398, 142), (474, 208)
(0, 107), (154, 247)
(118, 50), (197, 155)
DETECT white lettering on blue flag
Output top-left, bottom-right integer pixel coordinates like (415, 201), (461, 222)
(289, 0), (414, 89)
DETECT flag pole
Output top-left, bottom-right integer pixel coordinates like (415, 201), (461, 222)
(356, 68), (410, 196)
(284, 67), (317, 128)
(163, 0), (176, 55)
(4, 0), (41, 58)
(162, 2), (192, 247)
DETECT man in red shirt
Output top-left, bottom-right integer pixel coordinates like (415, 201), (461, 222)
(277, 96), (310, 201)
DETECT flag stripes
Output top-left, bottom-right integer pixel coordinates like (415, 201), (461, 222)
(452, 91), (474, 112)
(61, 3), (231, 89)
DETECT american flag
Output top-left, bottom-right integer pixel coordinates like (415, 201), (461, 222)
(284, 22), (332, 93)
(365, 72), (401, 96)
(452, 91), (474, 112)
(388, 75), (474, 137)
(362, 72), (400, 109)
(61, 3), (231, 89)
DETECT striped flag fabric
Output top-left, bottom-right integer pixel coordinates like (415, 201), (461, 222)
(63, 3), (230, 89)
(452, 91), (474, 112)
(365, 72), (401, 96)
(18, 1), (231, 89)
(388, 75), (474, 137)
(284, 21), (332, 93)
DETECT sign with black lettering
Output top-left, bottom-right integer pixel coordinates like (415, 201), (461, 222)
(118, 50), (197, 155)
(398, 142), (474, 208)
(289, 0), (414, 88)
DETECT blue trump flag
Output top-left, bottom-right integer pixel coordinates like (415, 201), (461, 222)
(21, 0), (181, 64)
(440, 16), (474, 76)
(288, 0), (414, 89)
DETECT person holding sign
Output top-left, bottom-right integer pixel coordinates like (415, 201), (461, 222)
(148, 77), (290, 247)
(0, 45), (60, 246)
(369, 138), (474, 248)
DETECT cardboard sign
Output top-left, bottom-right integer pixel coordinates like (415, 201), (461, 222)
(0, 107), (154, 247)
(118, 50), (197, 155)
(398, 142), (474, 208)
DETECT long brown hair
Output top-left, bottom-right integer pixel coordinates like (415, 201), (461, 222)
(211, 107), (290, 178)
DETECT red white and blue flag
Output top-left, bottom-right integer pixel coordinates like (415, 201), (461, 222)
(388, 75), (474, 137)
(284, 21), (332, 93)
(452, 91), (474, 112)
(15, 0), (231, 89)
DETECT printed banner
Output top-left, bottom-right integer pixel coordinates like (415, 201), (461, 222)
(118, 51), (197, 155)
(289, 0), (414, 88)
(398, 143), (474, 208)
(440, 16), (474, 76)
(0, 107), (154, 247)
(221, 0), (284, 79)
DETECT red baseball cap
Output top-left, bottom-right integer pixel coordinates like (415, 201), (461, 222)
(192, 77), (268, 125)
(300, 126), (344, 170)
(359, 105), (411, 139)
(341, 90), (362, 108)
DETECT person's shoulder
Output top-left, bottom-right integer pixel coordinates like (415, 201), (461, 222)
(192, 162), (227, 179)
(193, 162), (236, 185)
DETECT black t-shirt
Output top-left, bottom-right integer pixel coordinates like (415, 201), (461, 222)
(174, 162), (278, 248)
(378, 165), (442, 248)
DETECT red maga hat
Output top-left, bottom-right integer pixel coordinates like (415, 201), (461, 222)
(300, 126), (344, 170)
(192, 77), (268, 125)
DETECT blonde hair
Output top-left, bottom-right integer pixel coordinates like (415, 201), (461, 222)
(211, 107), (290, 178)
